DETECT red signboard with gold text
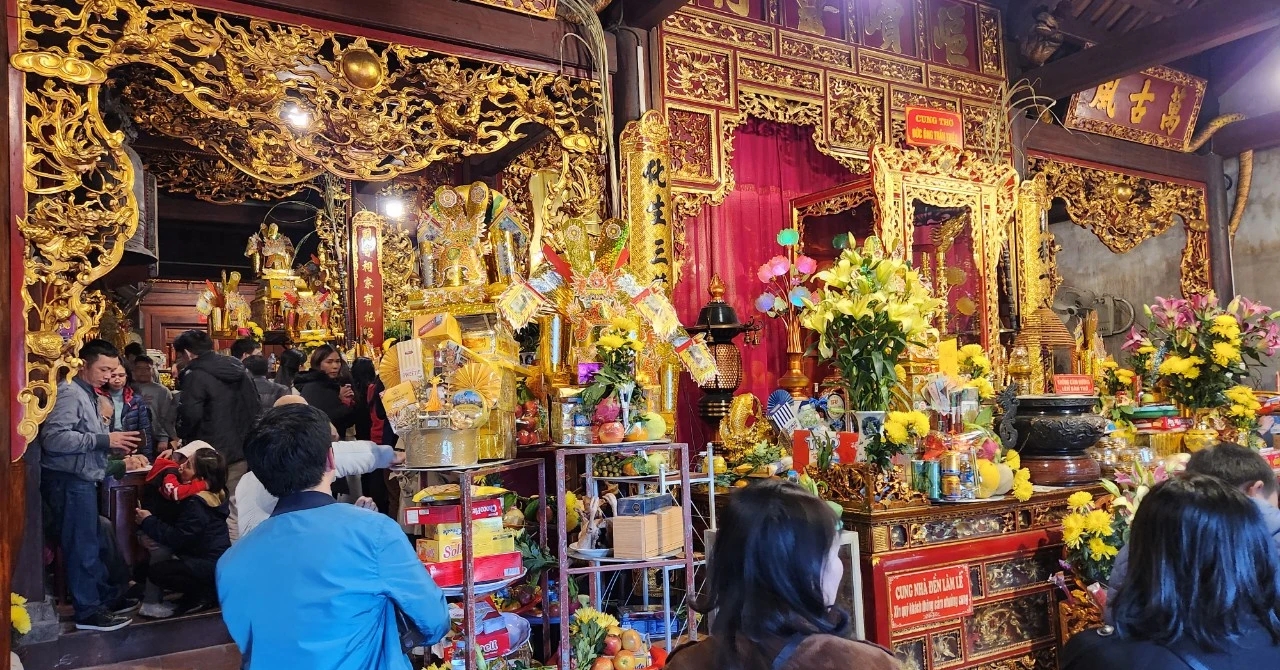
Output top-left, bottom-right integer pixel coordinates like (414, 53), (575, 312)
(351, 212), (385, 345)
(1064, 65), (1206, 152)
(887, 565), (974, 628)
(905, 107), (964, 147)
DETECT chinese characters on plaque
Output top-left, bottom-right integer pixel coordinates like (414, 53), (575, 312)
(351, 212), (385, 345)
(1064, 65), (1206, 152)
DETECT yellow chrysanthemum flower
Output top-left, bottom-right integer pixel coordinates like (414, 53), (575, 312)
(1137, 345), (1157, 355)
(611, 317), (639, 333)
(883, 419), (910, 445)
(1100, 360), (1118, 370)
(959, 344), (985, 358)
(1062, 514), (1087, 549)
(1088, 536), (1119, 561)
(1085, 509), (1114, 536)
(908, 411), (931, 436)
(1012, 479), (1033, 502)
(1067, 491), (1093, 512)
(1212, 341), (1242, 366)
(1004, 450), (1021, 470)
(1014, 467), (1031, 484)
(970, 377), (995, 400)
(596, 334), (626, 351)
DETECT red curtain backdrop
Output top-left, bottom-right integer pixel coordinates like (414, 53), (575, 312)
(674, 119), (857, 447)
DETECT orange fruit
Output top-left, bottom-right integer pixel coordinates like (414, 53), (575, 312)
(621, 629), (644, 652)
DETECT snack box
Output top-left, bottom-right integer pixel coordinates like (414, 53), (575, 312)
(417, 531), (517, 563)
(424, 516), (505, 539)
(615, 493), (675, 517)
(403, 497), (503, 526)
(425, 550), (523, 587)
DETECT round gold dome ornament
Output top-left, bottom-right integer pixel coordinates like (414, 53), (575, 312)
(338, 40), (385, 91)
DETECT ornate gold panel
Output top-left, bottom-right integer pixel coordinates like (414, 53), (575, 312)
(12, 0), (603, 443)
(664, 39), (734, 107)
(873, 145), (1017, 351)
(927, 65), (1002, 100)
(659, 5), (1008, 223)
(139, 151), (312, 204)
(1014, 175), (1052, 393)
(781, 35), (854, 69)
(860, 50), (926, 84)
(890, 86), (960, 113)
(738, 55), (825, 95)
(1027, 155), (1209, 298)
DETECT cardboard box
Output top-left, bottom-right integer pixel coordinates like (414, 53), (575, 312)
(425, 550), (523, 588)
(403, 498), (504, 526)
(417, 531), (517, 563)
(616, 493), (674, 517)
(612, 506), (684, 560)
(424, 516), (505, 539)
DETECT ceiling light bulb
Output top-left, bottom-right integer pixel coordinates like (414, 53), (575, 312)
(283, 103), (311, 130)
(382, 197), (406, 219)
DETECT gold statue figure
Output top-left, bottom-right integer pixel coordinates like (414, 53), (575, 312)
(245, 222), (296, 276)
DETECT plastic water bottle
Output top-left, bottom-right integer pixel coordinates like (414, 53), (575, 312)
(450, 641), (467, 670)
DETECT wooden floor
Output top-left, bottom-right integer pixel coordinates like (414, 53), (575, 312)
(16, 610), (234, 670)
(76, 644), (240, 670)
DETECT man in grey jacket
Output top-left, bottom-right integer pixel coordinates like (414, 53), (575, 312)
(37, 339), (142, 631)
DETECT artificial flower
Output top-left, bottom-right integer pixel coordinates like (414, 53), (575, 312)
(1061, 514), (1086, 549)
(1067, 491), (1094, 512)
(788, 286), (813, 307)
(1085, 509), (1115, 536)
(777, 228), (800, 246)
(755, 293), (778, 313)
(795, 255), (817, 274)
(766, 255), (791, 278)
(1087, 536), (1119, 561)
(756, 264), (775, 283)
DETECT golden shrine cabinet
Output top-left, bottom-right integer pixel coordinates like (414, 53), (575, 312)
(846, 488), (1091, 670)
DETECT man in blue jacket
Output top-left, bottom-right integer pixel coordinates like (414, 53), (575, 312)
(37, 339), (141, 631)
(217, 404), (448, 669)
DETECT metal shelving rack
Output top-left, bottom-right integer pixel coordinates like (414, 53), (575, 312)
(553, 442), (698, 669)
(396, 457), (549, 670)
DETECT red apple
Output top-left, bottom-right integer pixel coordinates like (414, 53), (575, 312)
(613, 650), (638, 670)
(621, 629), (644, 652)
(603, 635), (622, 656)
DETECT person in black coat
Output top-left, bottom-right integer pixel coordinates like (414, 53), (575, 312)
(1061, 474), (1280, 670)
(173, 329), (262, 539)
(135, 447), (231, 615)
(294, 345), (357, 437)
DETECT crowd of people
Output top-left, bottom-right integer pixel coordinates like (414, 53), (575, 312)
(33, 333), (1280, 668)
(35, 332), (397, 634)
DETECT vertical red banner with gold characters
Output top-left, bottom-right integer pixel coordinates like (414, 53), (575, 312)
(619, 109), (676, 293)
(351, 211), (385, 346)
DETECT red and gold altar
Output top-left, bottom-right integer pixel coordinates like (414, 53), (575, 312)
(3, 0), (1266, 668)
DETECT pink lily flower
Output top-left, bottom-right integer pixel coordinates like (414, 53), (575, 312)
(1122, 326), (1148, 352)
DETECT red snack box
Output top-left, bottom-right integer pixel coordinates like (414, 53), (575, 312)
(424, 550), (523, 588)
(474, 628), (511, 660)
(403, 497), (504, 526)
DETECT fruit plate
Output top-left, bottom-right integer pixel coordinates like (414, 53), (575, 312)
(439, 567), (528, 597)
(587, 472), (712, 483)
(502, 613), (532, 656)
(568, 542), (610, 559)
(568, 548), (682, 564)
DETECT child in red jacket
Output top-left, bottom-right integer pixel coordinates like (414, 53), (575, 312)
(137, 441), (215, 618)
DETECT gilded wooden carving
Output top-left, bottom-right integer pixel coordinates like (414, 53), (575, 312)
(12, 0), (603, 443)
(1015, 175), (1051, 393)
(659, 3), (1007, 223)
(459, 0), (557, 19)
(872, 145), (1017, 351)
(1027, 155), (1209, 298)
(139, 151), (312, 204)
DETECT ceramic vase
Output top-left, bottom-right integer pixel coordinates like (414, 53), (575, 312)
(854, 410), (886, 461)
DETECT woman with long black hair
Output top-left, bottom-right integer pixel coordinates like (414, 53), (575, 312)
(293, 345), (357, 437)
(274, 348), (305, 393)
(667, 479), (898, 670)
(1062, 474), (1280, 669)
